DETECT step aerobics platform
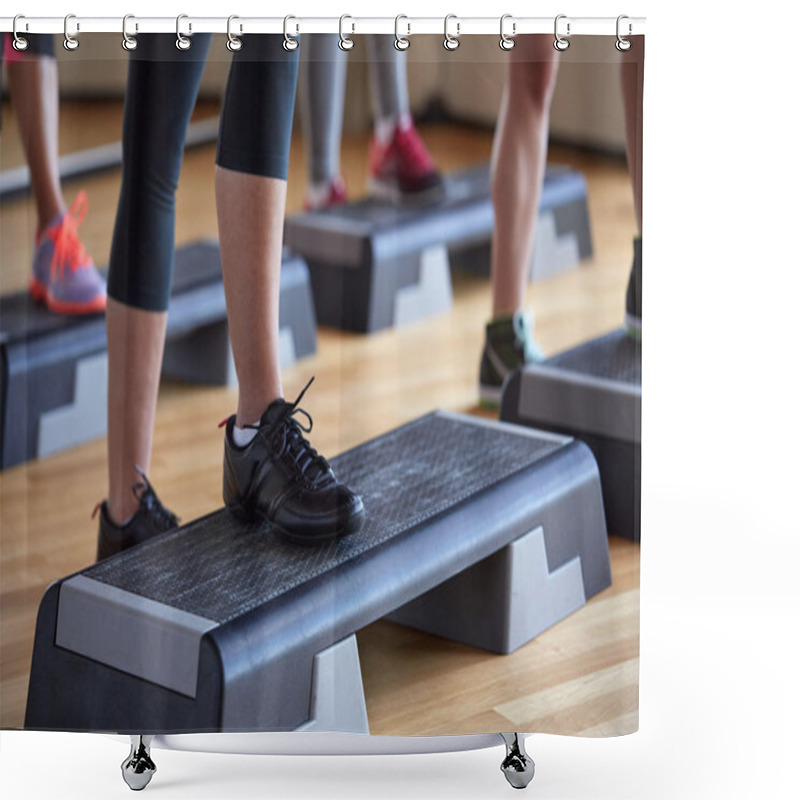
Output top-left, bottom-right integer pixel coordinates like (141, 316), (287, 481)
(25, 412), (610, 734)
(284, 164), (592, 333)
(500, 329), (642, 541)
(0, 241), (316, 470)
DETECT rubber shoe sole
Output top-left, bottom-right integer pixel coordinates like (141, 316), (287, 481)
(30, 277), (106, 315)
(226, 497), (365, 546)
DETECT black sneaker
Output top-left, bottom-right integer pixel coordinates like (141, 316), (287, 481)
(625, 237), (642, 339)
(479, 310), (544, 407)
(95, 468), (179, 561)
(222, 378), (365, 545)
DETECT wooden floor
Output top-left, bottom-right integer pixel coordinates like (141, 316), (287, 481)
(0, 100), (639, 735)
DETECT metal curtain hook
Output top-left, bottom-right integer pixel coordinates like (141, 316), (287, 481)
(227, 15), (242, 51)
(394, 15), (410, 51)
(12, 15), (29, 51)
(63, 13), (79, 51)
(176, 14), (191, 50)
(339, 14), (355, 50)
(499, 14), (515, 51)
(122, 14), (138, 51)
(554, 14), (570, 51)
(616, 14), (632, 51)
(443, 14), (460, 51)
(283, 15), (299, 51)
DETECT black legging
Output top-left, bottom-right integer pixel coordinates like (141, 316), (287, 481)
(107, 34), (299, 311)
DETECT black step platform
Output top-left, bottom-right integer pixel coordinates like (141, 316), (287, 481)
(500, 329), (642, 541)
(25, 412), (610, 734)
(0, 242), (316, 470)
(284, 164), (592, 333)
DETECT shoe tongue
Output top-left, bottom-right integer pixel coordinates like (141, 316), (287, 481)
(260, 397), (292, 428)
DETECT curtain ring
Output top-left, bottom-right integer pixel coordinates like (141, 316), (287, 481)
(443, 14), (460, 51)
(499, 14), (515, 51)
(176, 14), (191, 50)
(227, 15), (243, 51)
(63, 13), (79, 51)
(339, 14), (355, 51)
(553, 14), (570, 51)
(12, 15), (29, 52)
(122, 14), (138, 51)
(616, 15), (632, 52)
(283, 15), (299, 51)
(394, 15), (410, 51)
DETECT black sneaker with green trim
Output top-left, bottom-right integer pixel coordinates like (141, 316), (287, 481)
(479, 311), (544, 407)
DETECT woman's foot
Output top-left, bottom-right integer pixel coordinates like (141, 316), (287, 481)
(304, 175), (348, 212)
(95, 469), (179, 561)
(223, 378), (365, 545)
(479, 310), (545, 407)
(29, 190), (107, 315)
(368, 114), (444, 206)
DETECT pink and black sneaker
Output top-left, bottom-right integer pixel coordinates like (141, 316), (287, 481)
(368, 116), (445, 205)
(29, 190), (107, 315)
(303, 175), (349, 212)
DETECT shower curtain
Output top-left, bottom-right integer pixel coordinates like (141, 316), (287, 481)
(0, 17), (644, 794)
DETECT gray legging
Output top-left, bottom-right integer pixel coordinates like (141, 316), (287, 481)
(299, 35), (410, 184)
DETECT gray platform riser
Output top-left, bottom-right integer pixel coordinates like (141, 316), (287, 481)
(1, 336), (108, 469)
(210, 442), (610, 731)
(306, 245), (452, 333)
(27, 440), (608, 732)
(510, 424), (640, 543)
(1, 274), (316, 469)
(388, 525), (592, 654)
(500, 353), (641, 542)
(27, 581), (368, 734)
(25, 414), (610, 733)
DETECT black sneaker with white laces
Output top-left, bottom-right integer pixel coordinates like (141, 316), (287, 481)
(222, 378), (365, 545)
(95, 468), (179, 562)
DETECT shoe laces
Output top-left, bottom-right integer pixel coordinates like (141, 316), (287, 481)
(512, 310), (545, 363)
(48, 190), (91, 282)
(264, 377), (331, 487)
(394, 123), (435, 174)
(131, 465), (180, 532)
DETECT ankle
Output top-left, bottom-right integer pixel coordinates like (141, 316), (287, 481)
(236, 394), (281, 431)
(36, 204), (67, 239)
(105, 499), (134, 529)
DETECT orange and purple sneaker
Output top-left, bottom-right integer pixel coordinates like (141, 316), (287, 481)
(29, 190), (107, 315)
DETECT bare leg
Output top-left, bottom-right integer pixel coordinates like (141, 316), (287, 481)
(106, 298), (168, 524)
(490, 36), (559, 317)
(620, 36), (644, 232)
(5, 57), (66, 233)
(215, 166), (286, 426)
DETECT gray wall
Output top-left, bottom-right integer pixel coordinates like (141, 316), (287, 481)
(18, 34), (627, 154)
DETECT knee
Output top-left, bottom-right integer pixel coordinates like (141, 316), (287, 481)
(509, 60), (558, 116)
